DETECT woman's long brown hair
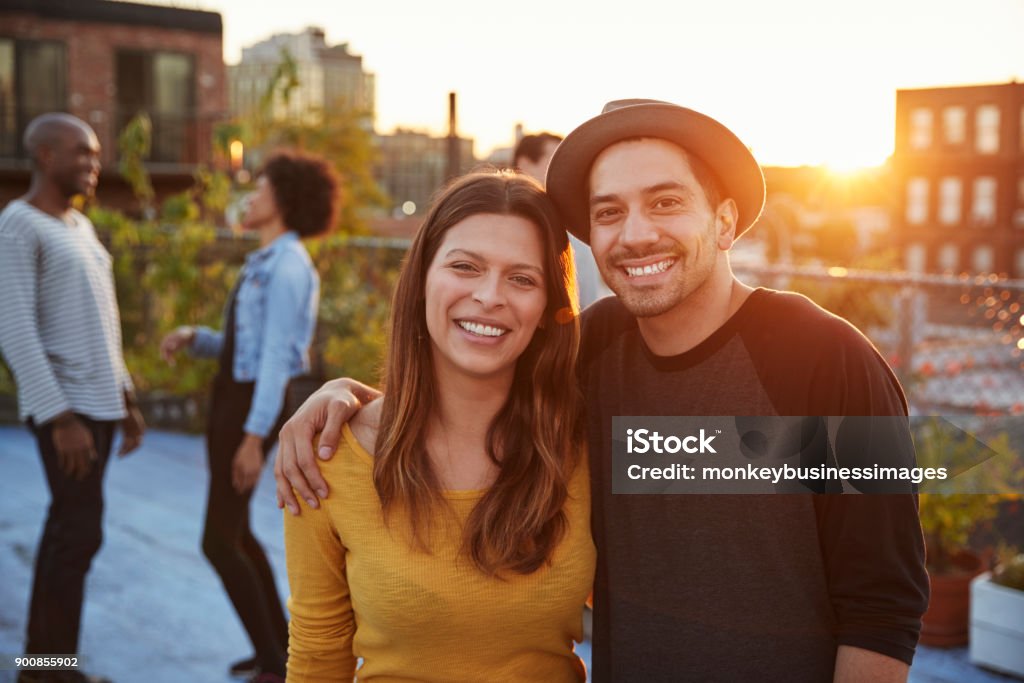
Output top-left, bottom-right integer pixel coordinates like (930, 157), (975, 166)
(373, 170), (582, 576)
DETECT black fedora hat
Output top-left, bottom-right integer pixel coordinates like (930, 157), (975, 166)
(545, 99), (766, 245)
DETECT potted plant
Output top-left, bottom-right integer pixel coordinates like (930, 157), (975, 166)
(918, 493), (996, 647)
(914, 418), (1016, 647)
(970, 547), (1024, 676)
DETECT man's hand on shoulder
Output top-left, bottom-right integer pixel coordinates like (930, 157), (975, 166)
(275, 377), (380, 515)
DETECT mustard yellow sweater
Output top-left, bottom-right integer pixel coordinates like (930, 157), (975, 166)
(284, 425), (595, 682)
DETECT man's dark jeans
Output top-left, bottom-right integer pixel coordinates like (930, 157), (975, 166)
(25, 415), (115, 655)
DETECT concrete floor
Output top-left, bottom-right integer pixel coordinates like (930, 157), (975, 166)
(0, 425), (1015, 682)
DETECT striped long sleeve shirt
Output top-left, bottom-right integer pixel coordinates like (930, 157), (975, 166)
(0, 199), (132, 424)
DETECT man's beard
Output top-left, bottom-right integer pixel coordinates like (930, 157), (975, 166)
(598, 225), (717, 319)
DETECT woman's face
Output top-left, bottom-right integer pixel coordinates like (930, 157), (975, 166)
(424, 212), (548, 385)
(241, 175), (281, 231)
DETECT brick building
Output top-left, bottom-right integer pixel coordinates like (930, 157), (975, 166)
(373, 128), (476, 217)
(229, 26), (374, 126)
(0, 0), (227, 210)
(893, 82), (1024, 276)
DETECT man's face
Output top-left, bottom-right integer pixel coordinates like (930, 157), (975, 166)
(43, 124), (101, 199)
(587, 138), (733, 318)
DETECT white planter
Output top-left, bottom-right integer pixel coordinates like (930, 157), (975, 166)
(969, 571), (1024, 678)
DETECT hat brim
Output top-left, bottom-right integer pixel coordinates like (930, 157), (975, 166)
(545, 102), (765, 245)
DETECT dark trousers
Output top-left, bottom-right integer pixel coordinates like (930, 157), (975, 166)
(25, 415), (116, 655)
(202, 378), (288, 676)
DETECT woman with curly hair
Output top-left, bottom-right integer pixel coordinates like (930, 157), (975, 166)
(160, 151), (339, 683)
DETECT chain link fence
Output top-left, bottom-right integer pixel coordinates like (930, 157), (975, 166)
(733, 263), (1024, 418)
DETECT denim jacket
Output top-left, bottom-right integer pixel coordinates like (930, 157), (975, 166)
(191, 232), (319, 437)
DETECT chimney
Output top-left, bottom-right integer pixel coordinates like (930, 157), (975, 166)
(446, 92), (460, 181)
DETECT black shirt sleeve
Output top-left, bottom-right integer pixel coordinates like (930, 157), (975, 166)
(750, 291), (930, 664)
(802, 304), (929, 664)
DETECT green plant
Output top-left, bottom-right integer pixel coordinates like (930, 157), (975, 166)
(915, 418), (1023, 573)
(992, 547), (1024, 591)
(118, 112), (155, 216)
(310, 237), (403, 385)
(918, 493), (999, 573)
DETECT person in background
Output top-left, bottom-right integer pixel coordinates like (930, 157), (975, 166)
(0, 112), (146, 683)
(513, 132), (611, 309)
(284, 171), (594, 682)
(160, 150), (339, 683)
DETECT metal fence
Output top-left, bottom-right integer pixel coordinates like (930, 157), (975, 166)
(734, 263), (1024, 418)
(311, 245), (1024, 419)
(4, 237), (1022, 426)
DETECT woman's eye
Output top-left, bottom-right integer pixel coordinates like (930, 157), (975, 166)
(450, 262), (477, 272)
(511, 275), (537, 287)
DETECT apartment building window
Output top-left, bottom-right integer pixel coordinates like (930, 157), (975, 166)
(938, 177), (961, 225)
(942, 106), (966, 145)
(975, 105), (1000, 154)
(906, 178), (929, 225)
(905, 244), (926, 273)
(973, 245), (995, 274)
(938, 243), (959, 273)
(971, 177), (997, 227)
(0, 39), (67, 157)
(116, 50), (195, 163)
(909, 108), (933, 150)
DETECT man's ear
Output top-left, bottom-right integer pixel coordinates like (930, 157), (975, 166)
(34, 142), (58, 172)
(715, 198), (739, 250)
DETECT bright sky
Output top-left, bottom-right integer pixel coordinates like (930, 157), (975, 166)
(185, 0), (1022, 167)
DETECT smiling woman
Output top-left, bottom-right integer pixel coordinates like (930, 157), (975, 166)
(283, 170), (595, 682)
(425, 213), (549, 383)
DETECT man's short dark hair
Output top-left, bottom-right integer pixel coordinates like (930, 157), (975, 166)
(680, 147), (724, 211)
(512, 132), (563, 168)
(260, 150), (340, 238)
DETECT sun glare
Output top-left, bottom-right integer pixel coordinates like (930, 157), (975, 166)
(821, 140), (888, 175)
(818, 133), (890, 175)
(825, 159), (874, 176)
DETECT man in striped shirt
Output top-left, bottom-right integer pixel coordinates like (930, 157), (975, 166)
(0, 113), (145, 683)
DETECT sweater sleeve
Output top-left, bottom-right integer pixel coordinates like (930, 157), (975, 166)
(245, 250), (313, 438)
(284, 498), (357, 682)
(812, 319), (929, 665)
(0, 231), (72, 423)
(190, 325), (224, 359)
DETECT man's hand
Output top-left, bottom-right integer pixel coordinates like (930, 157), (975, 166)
(119, 400), (146, 456)
(833, 645), (909, 683)
(51, 412), (97, 481)
(232, 434), (265, 494)
(159, 326), (195, 365)
(275, 378), (380, 515)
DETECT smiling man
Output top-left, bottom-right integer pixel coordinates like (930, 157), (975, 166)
(0, 113), (145, 683)
(274, 100), (929, 682)
(546, 100), (928, 682)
